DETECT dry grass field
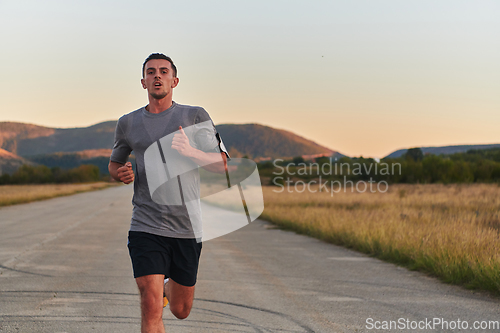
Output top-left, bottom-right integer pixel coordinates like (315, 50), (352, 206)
(260, 183), (500, 294)
(0, 182), (118, 207)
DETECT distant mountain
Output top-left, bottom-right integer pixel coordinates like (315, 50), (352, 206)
(0, 122), (55, 154)
(14, 121), (118, 156)
(0, 148), (32, 175)
(215, 124), (336, 159)
(384, 144), (500, 159)
(0, 121), (338, 174)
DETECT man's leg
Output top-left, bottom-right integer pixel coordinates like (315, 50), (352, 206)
(136, 274), (165, 333)
(164, 278), (195, 319)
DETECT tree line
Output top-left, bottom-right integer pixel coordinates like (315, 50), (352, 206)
(3, 148), (499, 185)
(0, 164), (101, 185)
(381, 148), (500, 183)
(259, 148), (500, 184)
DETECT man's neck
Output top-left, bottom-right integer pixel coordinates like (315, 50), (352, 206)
(146, 97), (173, 114)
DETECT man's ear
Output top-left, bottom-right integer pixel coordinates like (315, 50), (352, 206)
(172, 77), (179, 88)
(141, 78), (147, 89)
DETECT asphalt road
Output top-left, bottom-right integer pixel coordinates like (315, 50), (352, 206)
(0, 185), (499, 333)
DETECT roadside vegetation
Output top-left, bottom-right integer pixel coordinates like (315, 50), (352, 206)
(259, 147), (500, 185)
(0, 164), (119, 207)
(0, 182), (117, 207)
(260, 183), (500, 294)
(0, 164), (102, 185)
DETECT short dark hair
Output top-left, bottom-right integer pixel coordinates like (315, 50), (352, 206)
(142, 53), (177, 78)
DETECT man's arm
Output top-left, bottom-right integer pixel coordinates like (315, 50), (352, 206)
(109, 161), (135, 184)
(171, 126), (228, 174)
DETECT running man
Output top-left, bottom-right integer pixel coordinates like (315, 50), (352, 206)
(109, 53), (228, 332)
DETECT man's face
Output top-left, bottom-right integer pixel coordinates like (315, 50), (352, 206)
(141, 59), (179, 100)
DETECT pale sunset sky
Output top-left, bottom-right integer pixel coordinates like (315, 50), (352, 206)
(0, 0), (498, 158)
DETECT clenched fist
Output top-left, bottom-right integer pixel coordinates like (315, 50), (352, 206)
(117, 162), (134, 184)
(171, 126), (194, 157)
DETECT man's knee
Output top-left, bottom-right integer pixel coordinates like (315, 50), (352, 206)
(170, 303), (192, 320)
(166, 278), (195, 319)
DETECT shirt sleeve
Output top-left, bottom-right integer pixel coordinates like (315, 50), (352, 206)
(110, 119), (132, 164)
(192, 108), (231, 159)
(193, 108), (220, 153)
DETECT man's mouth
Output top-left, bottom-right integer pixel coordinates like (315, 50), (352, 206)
(154, 82), (162, 87)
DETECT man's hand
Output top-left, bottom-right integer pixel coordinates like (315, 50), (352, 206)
(116, 162), (134, 184)
(170, 125), (228, 174)
(171, 126), (194, 157)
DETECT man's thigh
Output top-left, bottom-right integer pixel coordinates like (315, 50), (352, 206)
(128, 231), (171, 278)
(136, 274), (164, 299)
(134, 275), (195, 308)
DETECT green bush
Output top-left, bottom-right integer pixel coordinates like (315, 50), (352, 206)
(1, 164), (101, 184)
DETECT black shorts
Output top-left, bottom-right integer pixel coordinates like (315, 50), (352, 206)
(127, 231), (202, 287)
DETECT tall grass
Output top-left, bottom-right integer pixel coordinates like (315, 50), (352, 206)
(261, 184), (500, 294)
(0, 182), (117, 207)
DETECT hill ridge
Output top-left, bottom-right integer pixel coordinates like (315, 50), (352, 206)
(385, 144), (500, 159)
(0, 120), (336, 160)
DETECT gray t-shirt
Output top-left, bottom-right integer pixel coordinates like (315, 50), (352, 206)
(110, 102), (220, 239)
